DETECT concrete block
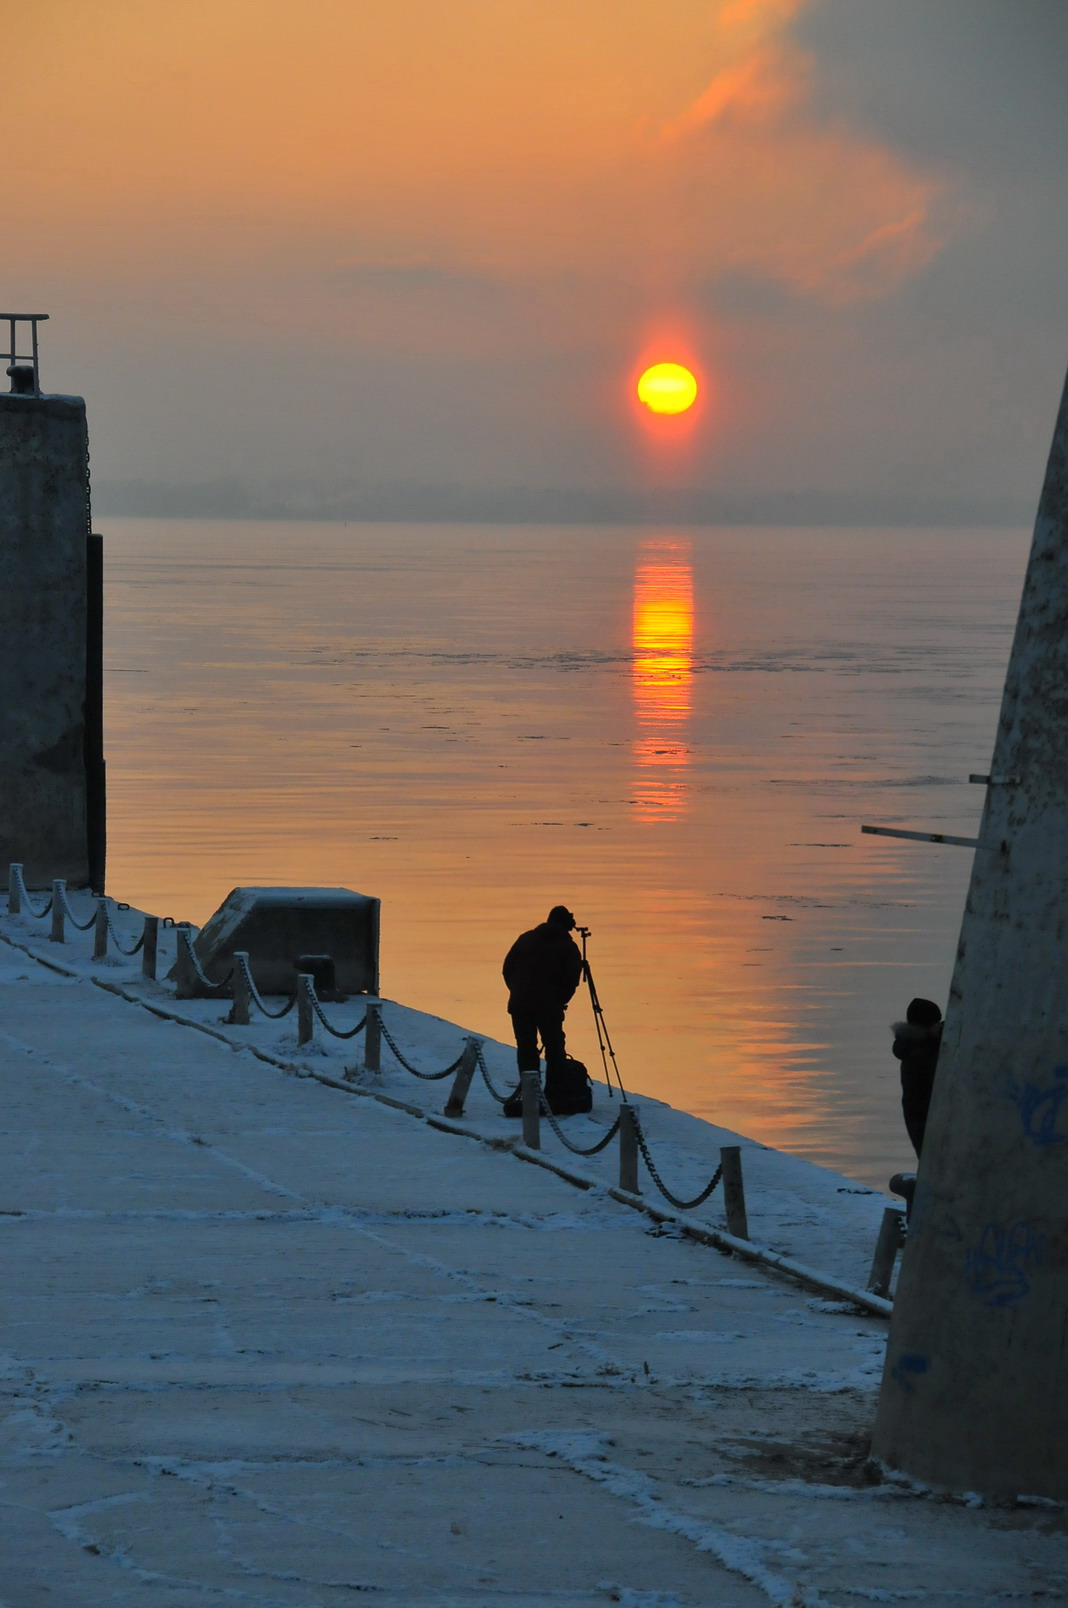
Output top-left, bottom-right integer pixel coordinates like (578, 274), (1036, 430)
(0, 393), (92, 888)
(190, 887), (380, 997)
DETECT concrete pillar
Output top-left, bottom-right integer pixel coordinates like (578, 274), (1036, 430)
(872, 365), (1068, 1500)
(0, 382), (99, 889)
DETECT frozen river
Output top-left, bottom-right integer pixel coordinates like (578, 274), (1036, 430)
(99, 518), (1028, 1186)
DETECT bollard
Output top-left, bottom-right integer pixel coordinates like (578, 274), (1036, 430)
(230, 951), (251, 1025)
(8, 863), (21, 915)
(92, 897), (108, 961)
(297, 974), (315, 1046)
(521, 1071), (541, 1150)
(364, 1000), (381, 1073)
(50, 880), (66, 943)
(618, 1103), (641, 1194)
(720, 1145), (749, 1239)
(141, 914), (159, 980)
(173, 925), (197, 999)
(444, 1037), (479, 1118)
(867, 1205), (906, 1298)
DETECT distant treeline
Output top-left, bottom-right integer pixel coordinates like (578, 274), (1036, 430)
(94, 478), (1029, 528)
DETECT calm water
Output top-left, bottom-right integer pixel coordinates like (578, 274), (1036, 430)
(100, 519), (1029, 1187)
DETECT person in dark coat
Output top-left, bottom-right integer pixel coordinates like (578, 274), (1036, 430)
(892, 997), (943, 1157)
(502, 905), (584, 1111)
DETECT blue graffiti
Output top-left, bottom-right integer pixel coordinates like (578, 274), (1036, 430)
(964, 1219), (1047, 1307)
(890, 1352), (930, 1392)
(1006, 1064), (1068, 1146)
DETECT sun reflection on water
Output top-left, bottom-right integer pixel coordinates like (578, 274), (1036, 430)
(632, 539), (694, 820)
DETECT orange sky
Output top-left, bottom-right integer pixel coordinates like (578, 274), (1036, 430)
(12, 0), (944, 299)
(5, 1), (1064, 516)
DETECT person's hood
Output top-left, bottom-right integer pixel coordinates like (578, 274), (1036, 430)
(891, 1020), (942, 1042)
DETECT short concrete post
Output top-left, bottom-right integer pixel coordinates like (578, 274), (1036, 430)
(230, 951), (251, 1026)
(297, 974), (315, 1046)
(720, 1145), (749, 1239)
(173, 926), (196, 999)
(8, 863), (22, 915)
(141, 915), (159, 980)
(867, 1206), (906, 1299)
(618, 1103), (641, 1194)
(92, 897), (108, 961)
(50, 880), (65, 943)
(444, 1037), (479, 1118)
(363, 1001), (381, 1073)
(521, 1070), (541, 1149)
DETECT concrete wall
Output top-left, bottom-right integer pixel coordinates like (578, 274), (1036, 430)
(873, 366), (1068, 1500)
(0, 393), (91, 888)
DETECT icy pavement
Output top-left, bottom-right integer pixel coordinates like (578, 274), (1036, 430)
(2, 910), (1068, 1604)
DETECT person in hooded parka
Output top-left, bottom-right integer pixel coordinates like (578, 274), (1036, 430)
(502, 905), (587, 1114)
(891, 996), (944, 1157)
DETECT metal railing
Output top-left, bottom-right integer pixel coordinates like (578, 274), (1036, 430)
(5, 857), (897, 1301)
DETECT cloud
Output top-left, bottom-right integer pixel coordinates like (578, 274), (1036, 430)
(654, 0), (948, 303)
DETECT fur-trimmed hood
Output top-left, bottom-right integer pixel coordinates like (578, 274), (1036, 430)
(891, 1020), (942, 1043)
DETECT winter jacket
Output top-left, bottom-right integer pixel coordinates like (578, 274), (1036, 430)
(891, 1020), (943, 1081)
(503, 923), (583, 1014)
(892, 1019), (943, 1156)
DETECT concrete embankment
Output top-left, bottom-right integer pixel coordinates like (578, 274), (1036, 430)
(2, 899), (1065, 1603)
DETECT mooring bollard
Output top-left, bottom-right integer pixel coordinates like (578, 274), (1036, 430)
(363, 1001), (381, 1073)
(720, 1145), (750, 1239)
(521, 1071), (541, 1149)
(444, 1037), (480, 1118)
(50, 880), (66, 943)
(867, 1205), (906, 1298)
(230, 951), (251, 1025)
(141, 914), (159, 980)
(92, 897), (108, 961)
(297, 974), (315, 1046)
(8, 863), (22, 916)
(618, 1103), (641, 1194)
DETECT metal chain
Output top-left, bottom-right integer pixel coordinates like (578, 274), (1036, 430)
(633, 1113), (723, 1211)
(180, 930), (235, 994)
(60, 887), (99, 931)
(308, 992), (367, 1040)
(539, 1097), (622, 1156)
(104, 906), (145, 956)
(378, 1017), (465, 1080)
(12, 867), (53, 920)
(238, 955), (297, 1020)
(476, 1042), (509, 1104)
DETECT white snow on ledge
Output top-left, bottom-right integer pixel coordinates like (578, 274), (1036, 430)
(2, 892), (1063, 1604)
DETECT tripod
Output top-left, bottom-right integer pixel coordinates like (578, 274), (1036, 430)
(576, 926), (628, 1101)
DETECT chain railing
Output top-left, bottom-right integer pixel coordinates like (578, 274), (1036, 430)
(378, 1014), (466, 1080)
(475, 1041), (510, 1105)
(539, 1097), (622, 1157)
(58, 882), (97, 931)
(4, 858), (751, 1238)
(7, 863), (54, 920)
(632, 1112), (724, 1211)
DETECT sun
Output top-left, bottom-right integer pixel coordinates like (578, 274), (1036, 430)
(637, 362), (698, 415)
